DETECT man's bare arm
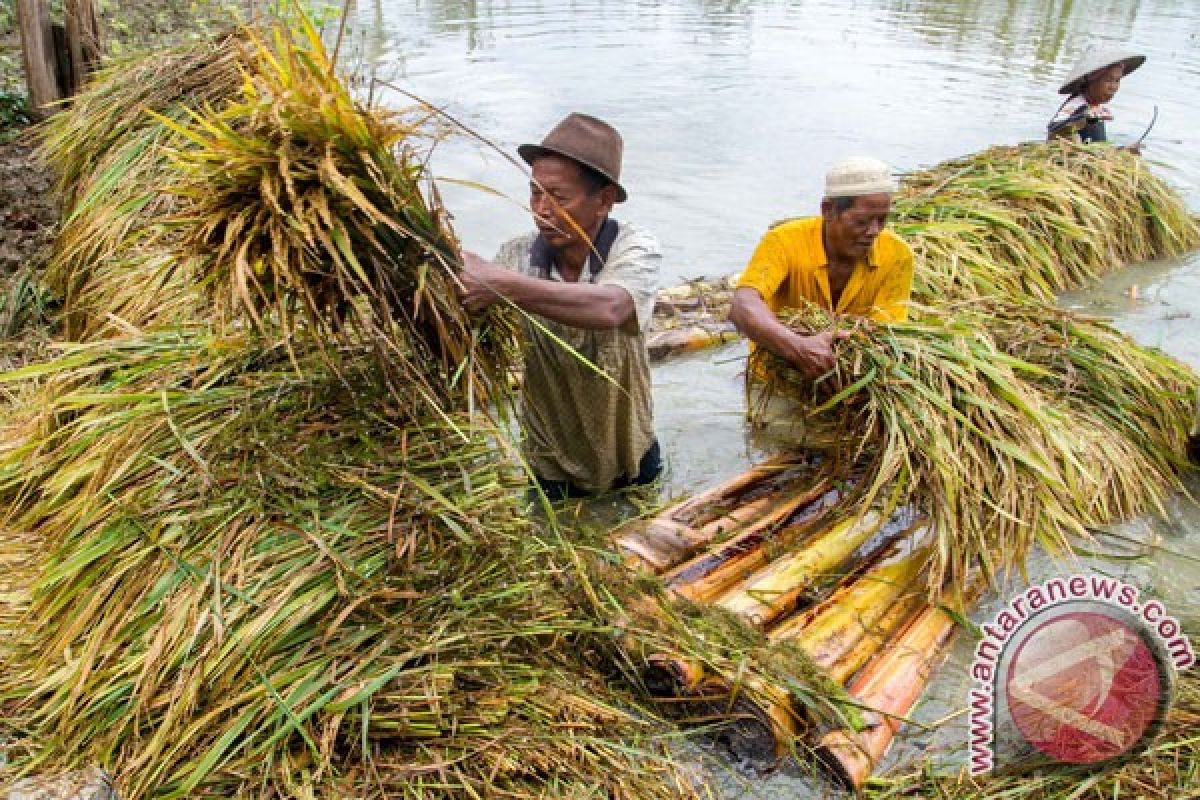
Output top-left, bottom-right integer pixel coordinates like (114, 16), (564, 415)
(459, 251), (634, 331)
(729, 287), (843, 377)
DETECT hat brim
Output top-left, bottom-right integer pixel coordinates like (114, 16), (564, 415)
(517, 143), (628, 203)
(1058, 54), (1146, 95)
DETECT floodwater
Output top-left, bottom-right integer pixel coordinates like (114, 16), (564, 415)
(347, 0), (1200, 795)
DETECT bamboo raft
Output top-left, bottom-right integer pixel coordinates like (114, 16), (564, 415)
(613, 457), (975, 787)
(647, 276), (737, 361)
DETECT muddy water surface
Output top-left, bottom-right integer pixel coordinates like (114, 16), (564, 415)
(351, 0), (1200, 794)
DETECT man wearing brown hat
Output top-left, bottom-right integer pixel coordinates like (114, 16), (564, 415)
(730, 156), (914, 378)
(459, 113), (661, 500)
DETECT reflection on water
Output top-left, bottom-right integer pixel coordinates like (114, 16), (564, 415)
(347, 0), (1200, 795)
(352, 0), (1200, 284)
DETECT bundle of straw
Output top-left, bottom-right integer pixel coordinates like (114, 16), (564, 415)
(751, 305), (1195, 591)
(0, 18), (693, 800)
(39, 33), (248, 339)
(896, 141), (1200, 304)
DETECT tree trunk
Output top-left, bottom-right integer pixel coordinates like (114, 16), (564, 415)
(64, 0), (104, 95)
(16, 0), (60, 119)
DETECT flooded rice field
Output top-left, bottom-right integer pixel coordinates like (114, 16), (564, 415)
(347, 0), (1200, 794)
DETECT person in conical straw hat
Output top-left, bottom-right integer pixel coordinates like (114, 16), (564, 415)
(1047, 47), (1146, 153)
(730, 156), (914, 379)
(458, 113), (663, 501)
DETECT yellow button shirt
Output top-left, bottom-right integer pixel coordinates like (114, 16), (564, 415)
(737, 216), (914, 322)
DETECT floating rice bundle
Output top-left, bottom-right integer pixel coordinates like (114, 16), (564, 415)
(0, 18), (694, 800)
(750, 305), (1196, 592)
(896, 141), (1200, 304)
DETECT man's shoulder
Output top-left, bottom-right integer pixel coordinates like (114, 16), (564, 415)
(494, 232), (538, 270)
(767, 215), (821, 235)
(612, 220), (661, 255)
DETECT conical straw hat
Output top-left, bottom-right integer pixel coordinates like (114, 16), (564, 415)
(1058, 48), (1146, 95)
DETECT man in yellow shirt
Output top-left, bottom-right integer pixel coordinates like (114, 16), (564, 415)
(730, 156), (914, 377)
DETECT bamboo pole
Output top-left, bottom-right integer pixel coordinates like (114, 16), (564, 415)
(16, 0), (61, 119)
(714, 510), (884, 627)
(663, 484), (845, 603)
(815, 584), (979, 790)
(766, 535), (931, 662)
(647, 324), (739, 361)
(612, 454), (813, 572)
(823, 594), (923, 686)
(642, 652), (707, 697)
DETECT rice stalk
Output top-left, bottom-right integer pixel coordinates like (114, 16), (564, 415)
(750, 304), (1196, 593)
(896, 141), (1200, 304)
(39, 33), (248, 339)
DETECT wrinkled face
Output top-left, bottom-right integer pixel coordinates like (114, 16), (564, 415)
(529, 155), (615, 250)
(1085, 64), (1124, 105)
(822, 193), (893, 261)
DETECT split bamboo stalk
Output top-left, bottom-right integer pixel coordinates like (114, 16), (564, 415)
(612, 454), (814, 572)
(766, 534), (931, 663)
(822, 594), (924, 686)
(815, 584), (979, 790)
(647, 324), (739, 361)
(662, 484), (846, 603)
(714, 510), (884, 627)
(642, 652), (707, 697)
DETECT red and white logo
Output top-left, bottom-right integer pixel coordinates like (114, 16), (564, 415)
(1005, 610), (1163, 764)
(967, 576), (1191, 775)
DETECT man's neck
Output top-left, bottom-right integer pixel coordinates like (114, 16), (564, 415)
(821, 225), (853, 271)
(552, 217), (606, 282)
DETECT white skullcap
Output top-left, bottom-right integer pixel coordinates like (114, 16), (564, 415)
(824, 156), (896, 199)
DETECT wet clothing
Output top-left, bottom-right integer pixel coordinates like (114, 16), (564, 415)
(1048, 95), (1113, 144)
(536, 439), (662, 501)
(738, 216), (914, 326)
(494, 219), (660, 493)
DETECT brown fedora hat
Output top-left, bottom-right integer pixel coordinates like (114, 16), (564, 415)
(518, 113), (628, 203)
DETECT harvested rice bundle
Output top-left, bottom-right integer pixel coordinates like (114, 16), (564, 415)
(160, 20), (517, 410)
(992, 303), (1196, 472)
(0, 328), (692, 800)
(896, 141), (1200, 305)
(40, 33), (247, 339)
(749, 305), (1195, 592)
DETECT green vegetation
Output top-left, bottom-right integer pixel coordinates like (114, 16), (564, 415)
(0, 17), (701, 800)
(754, 142), (1199, 593)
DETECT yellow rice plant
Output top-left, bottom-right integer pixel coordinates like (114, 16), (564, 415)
(750, 304), (1196, 592)
(0, 17), (692, 800)
(39, 33), (247, 339)
(896, 141), (1200, 304)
